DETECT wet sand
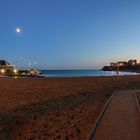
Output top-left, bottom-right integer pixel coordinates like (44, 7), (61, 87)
(0, 76), (140, 140)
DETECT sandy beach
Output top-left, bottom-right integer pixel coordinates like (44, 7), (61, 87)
(136, 92), (140, 109)
(0, 76), (140, 140)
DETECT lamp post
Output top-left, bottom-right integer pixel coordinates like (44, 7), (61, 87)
(117, 62), (119, 80)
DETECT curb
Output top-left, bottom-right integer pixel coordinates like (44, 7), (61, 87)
(87, 91), (115, 140)
(134, 92), (140, 113)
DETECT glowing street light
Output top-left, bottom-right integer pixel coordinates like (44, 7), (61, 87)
(1, 69), (5, 74)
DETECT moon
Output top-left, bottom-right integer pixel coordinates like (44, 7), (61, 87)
(16, 28), (21, 33)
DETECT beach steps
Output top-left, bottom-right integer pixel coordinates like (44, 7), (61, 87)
(89, 90), (140, 140)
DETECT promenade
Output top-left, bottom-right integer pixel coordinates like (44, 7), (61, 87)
(92, 90), (140, 140)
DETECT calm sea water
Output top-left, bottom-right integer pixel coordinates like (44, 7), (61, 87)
(41, 70), (139, 78)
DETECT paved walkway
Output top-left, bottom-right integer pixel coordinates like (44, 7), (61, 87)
(92, 90), (140, 140)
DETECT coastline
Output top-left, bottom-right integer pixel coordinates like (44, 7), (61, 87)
(0, 76), (140, 139)
(103, 69), (140, 73)
(41, 69), (139, 78)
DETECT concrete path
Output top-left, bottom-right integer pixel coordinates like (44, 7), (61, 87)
(92, 90), (140, 140)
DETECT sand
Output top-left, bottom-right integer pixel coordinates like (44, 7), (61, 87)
(0, 76), (140, 140)
(136, 92), (140, 108)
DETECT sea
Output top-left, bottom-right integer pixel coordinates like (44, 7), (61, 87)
(41, 70), (139, 78)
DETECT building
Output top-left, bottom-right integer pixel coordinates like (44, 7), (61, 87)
(110, 62), (116, 66)
(128, 60), (137, 66)
(0, 60), (17, 76)
(116, 61), (128, 66)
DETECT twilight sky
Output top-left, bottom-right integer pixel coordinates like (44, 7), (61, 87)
(0, 0), (140, 69)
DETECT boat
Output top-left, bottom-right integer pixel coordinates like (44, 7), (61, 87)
(18, 68), (42, 77)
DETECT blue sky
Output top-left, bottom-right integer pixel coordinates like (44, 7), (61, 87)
(0, 0), (140, 69)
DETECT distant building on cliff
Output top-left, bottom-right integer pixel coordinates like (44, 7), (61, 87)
(128, 59), (137, 65)
(110, 61), (128, 67)
(117, 61), (128, 66)
(110, 60), (137, 67)
(110, 62), (116, 66)
(103, 59), (139, 71)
